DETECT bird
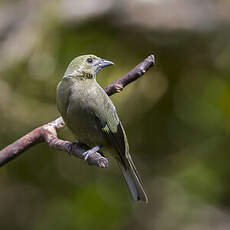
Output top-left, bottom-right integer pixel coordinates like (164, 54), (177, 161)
(57, 54), (148, 202)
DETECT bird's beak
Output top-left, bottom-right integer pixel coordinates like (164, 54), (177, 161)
(98, 59), (114, 68)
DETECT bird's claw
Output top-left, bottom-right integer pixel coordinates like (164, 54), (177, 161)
(82, 145), (101, 161)
(98, 157), (109, 168)
(82, 150), (93, 161)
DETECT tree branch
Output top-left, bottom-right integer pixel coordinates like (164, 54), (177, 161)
(0, 55), (155, 168)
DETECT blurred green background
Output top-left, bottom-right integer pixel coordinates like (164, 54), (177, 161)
(1, 0), (230, 229)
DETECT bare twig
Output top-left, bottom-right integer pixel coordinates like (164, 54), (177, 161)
(104, 55), (155, 96)
(0, 55), (155, 167)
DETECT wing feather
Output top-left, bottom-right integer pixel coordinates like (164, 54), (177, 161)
(95, 97), (129, 164)
(102, 121), (128, 163)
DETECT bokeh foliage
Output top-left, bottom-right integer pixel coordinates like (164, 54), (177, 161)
(1, 1), (230, 230)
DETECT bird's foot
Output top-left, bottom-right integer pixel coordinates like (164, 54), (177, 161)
(82, 145), (102, 161)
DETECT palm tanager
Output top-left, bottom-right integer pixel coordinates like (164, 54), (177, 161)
(57, 55), (148, 202)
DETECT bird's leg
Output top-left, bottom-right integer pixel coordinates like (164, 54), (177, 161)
(82, 145), (102, 161)
(76, 141), (89, 150)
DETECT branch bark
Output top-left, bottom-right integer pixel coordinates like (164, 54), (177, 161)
(0, 55), (155, 168)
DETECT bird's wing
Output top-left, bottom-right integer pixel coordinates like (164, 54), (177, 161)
(95, 97), (129, 164)
(94, 88), (148, 202)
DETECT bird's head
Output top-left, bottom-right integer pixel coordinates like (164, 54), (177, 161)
(64, 54), (114, 79)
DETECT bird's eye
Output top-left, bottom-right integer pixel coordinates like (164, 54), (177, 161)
(87, 58), (93, 63)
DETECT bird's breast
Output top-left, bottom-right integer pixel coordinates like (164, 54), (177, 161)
(65, 80), (108, 147)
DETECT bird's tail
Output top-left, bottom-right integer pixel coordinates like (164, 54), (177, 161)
(118, 155), (148, 202)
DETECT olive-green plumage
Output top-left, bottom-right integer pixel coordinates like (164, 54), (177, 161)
(57, 54), (148, 202)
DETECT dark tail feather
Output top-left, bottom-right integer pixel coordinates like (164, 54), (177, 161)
(118, 155), (148, 202)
